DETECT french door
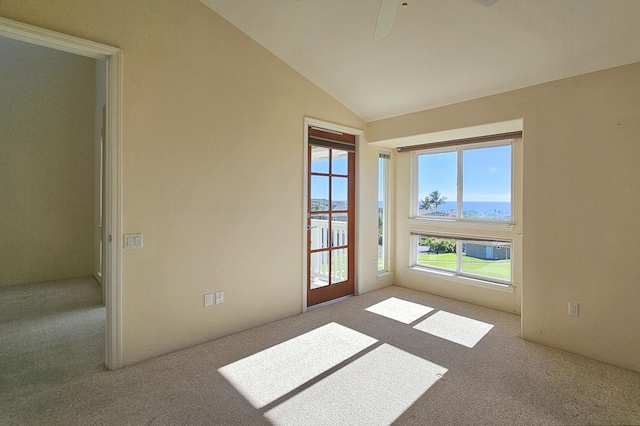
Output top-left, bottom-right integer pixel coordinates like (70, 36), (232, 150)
(307, 127), (355, 307)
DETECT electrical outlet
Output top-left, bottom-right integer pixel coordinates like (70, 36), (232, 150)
(204, 293), (213, 307)
(215, 291), (224, 304)
(568, 301), (579, 317)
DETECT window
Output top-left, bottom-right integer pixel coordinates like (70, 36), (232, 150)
(460, 239), (511, 282)
(413, 235), (512, 285)
(378, 151), (391, 273)
(415, 235), (456, 272)
(416, 142), (511, 221)
(409, 137), (520, 289)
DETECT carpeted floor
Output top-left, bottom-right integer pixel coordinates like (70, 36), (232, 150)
(0, 277), (106, 413)
(1, 281), (639, 425)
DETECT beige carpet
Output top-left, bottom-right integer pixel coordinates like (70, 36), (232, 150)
(1, 281), (639, 425)
(0, 277), (106, 414)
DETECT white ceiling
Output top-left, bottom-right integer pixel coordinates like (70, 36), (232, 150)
(200, 0), (640, 122)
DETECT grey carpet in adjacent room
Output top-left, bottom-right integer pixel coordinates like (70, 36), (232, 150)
(1, 281), (639, 425)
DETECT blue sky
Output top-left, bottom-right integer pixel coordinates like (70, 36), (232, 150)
(417, 145), (511, 203)
(311, 146), (348, 201)
(311, 145), (511, 203)
(310, 152), (348, 201)
(378, 157), (385, 203)
(310, 176), (348, 201)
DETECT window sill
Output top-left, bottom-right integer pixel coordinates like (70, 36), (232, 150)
(409, 217), (515, 232)
(407, 266), (515, 293)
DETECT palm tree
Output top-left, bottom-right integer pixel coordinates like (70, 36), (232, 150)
(311, 201), (326, 211)
(429, 190), (447, 211)
(419, 195), (433, 211)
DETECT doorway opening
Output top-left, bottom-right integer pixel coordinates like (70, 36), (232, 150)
(0, 17), (123, 370)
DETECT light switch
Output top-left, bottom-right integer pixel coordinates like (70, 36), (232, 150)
(124, 233), (143, 249)
(204, 293), (214, 307)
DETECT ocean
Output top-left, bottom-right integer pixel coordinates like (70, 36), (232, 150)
(378, 201), (511, 217)
(439, 201), (511, 216)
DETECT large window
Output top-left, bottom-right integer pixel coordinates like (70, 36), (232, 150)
(410, 138), (518, 288)
(416, 142), (511, 221)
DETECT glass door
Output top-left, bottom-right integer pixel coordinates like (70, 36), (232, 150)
(307, 128), (355, 307)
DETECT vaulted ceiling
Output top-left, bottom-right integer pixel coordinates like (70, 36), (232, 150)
(201, 0), (640, 122)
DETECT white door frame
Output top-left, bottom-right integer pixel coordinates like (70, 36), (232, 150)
(0, 17), (124, 370)
(302, 117), (363, 312)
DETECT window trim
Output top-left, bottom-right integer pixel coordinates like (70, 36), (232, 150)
(407, 264), (515, 293)
(396, 130), (522, 153)
(407, 135), (521, 291)
(378, 150), (392, 275)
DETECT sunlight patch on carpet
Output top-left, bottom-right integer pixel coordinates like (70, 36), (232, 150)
(365, 297), (434, 324)
(413, 310), (494, 348)
(264, 343), (447, 426)
(218, 322), (377, 408)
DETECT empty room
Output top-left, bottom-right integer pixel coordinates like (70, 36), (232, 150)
(0, 0), (639, 425)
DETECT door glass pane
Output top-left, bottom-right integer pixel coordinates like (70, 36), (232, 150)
(417, 151), (457, 218)
(311, 146), (329, 173)
(310, 176), (329, 211)
(310, 251), (330, 289)
(311, 200), (328, 212)
(461, 240), (511, 282)
(415, 236), (456, 272)
(331, 213), (348, 247)
(331, 149), (348, 175)
(310, 214), (329, 250)
(330, 249), (348, 284)
(331, 177), (348, 211)
(462, 145), (511, 221)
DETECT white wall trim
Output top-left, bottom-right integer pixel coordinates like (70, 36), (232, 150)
(0, 17), (124, 370)
(407, 266), (515, 293)
(302, 117), (364, 313)
(105, 48), (124, 371)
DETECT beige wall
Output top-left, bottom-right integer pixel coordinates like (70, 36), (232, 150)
(367, 62), (640, 372)
(0, 37), (96, 287)
(0, 0), (380, 366)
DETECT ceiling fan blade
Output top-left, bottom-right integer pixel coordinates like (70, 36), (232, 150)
(472, 0), (500, 6)
(374, 0), (400, 41)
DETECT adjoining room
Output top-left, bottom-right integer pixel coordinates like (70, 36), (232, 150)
(0, 35), (108, 395)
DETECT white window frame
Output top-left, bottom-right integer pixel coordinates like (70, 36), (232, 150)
(410, 234), (513, 287)
(378, 151), (392, 275)
(408, 138), (521, 291)
(412, 139), (513, 225)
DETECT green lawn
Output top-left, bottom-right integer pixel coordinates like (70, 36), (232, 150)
(417, 252), (511, 281)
